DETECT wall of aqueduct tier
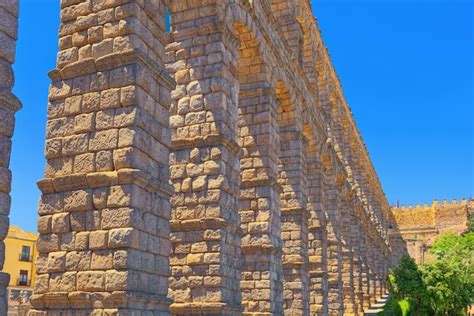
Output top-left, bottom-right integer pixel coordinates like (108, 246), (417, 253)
(21, 0), (406, 315)
(0, 0), (21, 314)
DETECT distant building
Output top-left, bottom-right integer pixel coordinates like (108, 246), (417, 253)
(2, 226), (37, 314)
(390, 198), (472, 265)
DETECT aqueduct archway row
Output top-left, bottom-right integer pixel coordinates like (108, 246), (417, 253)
(0, 0), (406, 315)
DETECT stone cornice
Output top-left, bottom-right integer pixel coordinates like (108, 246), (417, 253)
(37, 168), (174, 197)
(48, 49), (176, 91)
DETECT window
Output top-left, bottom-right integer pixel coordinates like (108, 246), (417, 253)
(20, 246), (31, 262)
(18, 270), (28, 286)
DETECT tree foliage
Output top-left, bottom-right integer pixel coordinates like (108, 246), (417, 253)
(424, 232), (474, 315)
(386, 232), (474, 315)
(387, 255), (430, 314)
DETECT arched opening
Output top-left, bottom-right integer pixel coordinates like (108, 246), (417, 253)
(271, 0), (305, 68)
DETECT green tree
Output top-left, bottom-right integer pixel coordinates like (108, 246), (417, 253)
(386, 255), (430, 314)
(430, 231), (474, 261)
(386, 232), (474, 315)
(425, 232), (474, 315)
(422, 259), (473, 315)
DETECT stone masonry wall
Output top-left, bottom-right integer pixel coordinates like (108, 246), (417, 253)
(29, 1), (174, 315)
(0, 0), (21, 314)
(25, 0), (406, 315)
(163, 0), (403, 315)
(391, 199), (470, 264)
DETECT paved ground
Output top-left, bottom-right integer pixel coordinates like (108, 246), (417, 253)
(364, 294), (390, 315)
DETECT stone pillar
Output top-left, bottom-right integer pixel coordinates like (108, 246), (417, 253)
(371, 276), (378, 304)
(353, 255), (364, 315)
(307, 160), (328, 315)
(352, 208), (365, 315)
(368, 235), (378, 304)
(279, 127), (310, 315)
(338, 186), (356, 315)
(361, 263), (371, 310)
(0, 0), (20, 314)
(341, 246), (354, 314)
(378, 252), (386, 297)
(381, 256), (388, 295)
(30, 1), (173, 314)
(325, 186), (344, 314)
(238, 84), (283, 315)
(359, 228), (371, 311)
(165, 3), (243, 315)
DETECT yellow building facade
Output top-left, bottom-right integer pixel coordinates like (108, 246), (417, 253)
(2, 226), (37, 292)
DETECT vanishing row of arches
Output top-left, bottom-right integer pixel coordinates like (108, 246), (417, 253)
(0, 1), (405, 315)
(162, 1), (400, 315)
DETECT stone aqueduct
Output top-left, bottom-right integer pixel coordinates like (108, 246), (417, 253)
(0, 0), (407, 315)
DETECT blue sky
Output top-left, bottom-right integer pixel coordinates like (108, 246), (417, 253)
(10, 0), (473, 232)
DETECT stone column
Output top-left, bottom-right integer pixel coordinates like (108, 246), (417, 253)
(325, 185), (344, 314)
(359, 225), (371, 311)
(352, 206), (365, 315)
(338, 185), (356, 315)
(238, 84), (283, 315)
(361, 263), (371, 310)
(0, 0), (21, 314)
(307, 160), (328, 315)
(378, 251), (387, 297)
(381, 256), (388, 296)
(368, 236), (378, 304)
(165, 3), (243, 315)
(30, 1), (173, 314)
(352, 254), (364, 315)
(279, 128), (310, 316)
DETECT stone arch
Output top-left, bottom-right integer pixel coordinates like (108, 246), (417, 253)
(299, 17), (321, 91)
(234, 22), (271, 86)
(271, 0), (305, 68)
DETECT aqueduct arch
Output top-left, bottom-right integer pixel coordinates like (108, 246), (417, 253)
(0, 0), (407, 315)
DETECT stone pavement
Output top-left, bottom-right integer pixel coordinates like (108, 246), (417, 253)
(364, 294), (390, 315)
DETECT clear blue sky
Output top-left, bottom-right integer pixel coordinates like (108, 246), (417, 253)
(10, 0), (473, 232)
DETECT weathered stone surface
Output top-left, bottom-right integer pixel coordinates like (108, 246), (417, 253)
(21, 1), (407, 316)
(391, 198), (472, 264)
(30, 0), (173, 314)
(0, 0), (20, 315)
